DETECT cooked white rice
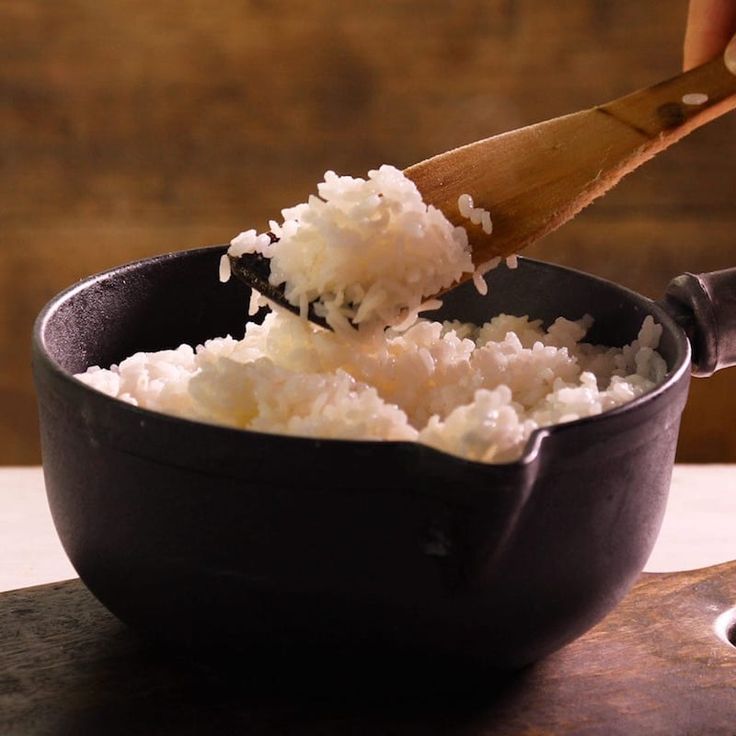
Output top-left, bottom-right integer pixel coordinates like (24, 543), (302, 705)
(76, 310), (667, 463)
(76, 165), (668, 463)
(457, 192), (518, 295)
(457, 193), (493, 235)
(223, 166), (475, 334)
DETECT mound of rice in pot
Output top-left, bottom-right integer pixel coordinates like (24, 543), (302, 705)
(77, 310), (667, 463)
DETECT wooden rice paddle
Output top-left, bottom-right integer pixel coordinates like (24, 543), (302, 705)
(406, 55), (736, 268)
(229, 56), (736, 322)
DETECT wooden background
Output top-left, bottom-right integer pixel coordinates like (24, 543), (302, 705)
(2, 0), (735, 464)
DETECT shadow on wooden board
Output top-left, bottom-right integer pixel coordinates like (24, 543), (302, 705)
(2, 563), (736, 734)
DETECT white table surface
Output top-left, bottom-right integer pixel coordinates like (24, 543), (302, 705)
(1, 465), (735, 593)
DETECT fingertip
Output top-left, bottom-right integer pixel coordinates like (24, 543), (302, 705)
(725, 34), (736, 75)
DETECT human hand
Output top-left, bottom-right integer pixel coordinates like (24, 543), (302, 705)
(684, 0), (736, 73)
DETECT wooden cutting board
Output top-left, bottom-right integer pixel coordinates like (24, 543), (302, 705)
(2, 562), (736, 735)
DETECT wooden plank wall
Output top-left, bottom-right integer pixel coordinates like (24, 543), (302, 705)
(2, 0), (735, 464)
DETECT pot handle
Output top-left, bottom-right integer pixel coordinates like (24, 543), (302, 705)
(659, 268), (736, 377)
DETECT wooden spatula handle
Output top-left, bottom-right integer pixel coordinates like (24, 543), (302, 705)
(602, 55), (736, 144)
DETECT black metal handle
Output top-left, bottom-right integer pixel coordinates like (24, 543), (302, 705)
(660, 268), (736, 377)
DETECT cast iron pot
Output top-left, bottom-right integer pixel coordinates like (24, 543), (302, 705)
(32, 246), (736, 675)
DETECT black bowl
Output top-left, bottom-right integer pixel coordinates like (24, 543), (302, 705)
(33, 246), (690, 673)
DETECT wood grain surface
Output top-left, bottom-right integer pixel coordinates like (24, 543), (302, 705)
(3, 0), (736, 463)
(2, 563), (736, 734)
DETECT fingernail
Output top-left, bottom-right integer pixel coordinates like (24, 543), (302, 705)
(725, 34), (736, 76)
